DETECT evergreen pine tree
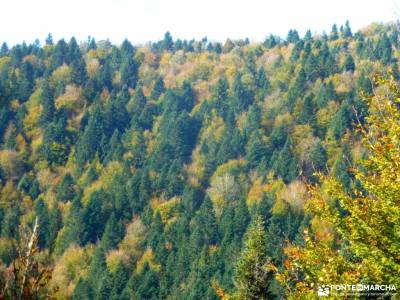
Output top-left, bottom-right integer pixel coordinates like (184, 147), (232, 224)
(330, 24), (339, 40)
(56, 173), (76, 202)
(344, 54), (355, 72)
(100, 213), (124, 250)
(343, 20), (352, 38)
(272, 138), (298, 183)
(72, 278), (93, 300)
(34, 199), (50, 248)
(375, 33), (392, 64)
(151, 76), (165, 100)
(246, 131), (269, 170)
(109, 262), (130, 299)
(331, 101), (352, 140)
(40, 80), (55, 124)
(232, 215), (275, 300)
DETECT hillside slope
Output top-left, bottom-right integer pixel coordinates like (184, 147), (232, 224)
(0, 22), (398, 299)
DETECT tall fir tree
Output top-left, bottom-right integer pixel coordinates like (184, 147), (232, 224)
(232, 215), (275, 300)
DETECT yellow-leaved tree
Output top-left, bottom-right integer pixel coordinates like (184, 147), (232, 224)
(277, 74), (400, 299)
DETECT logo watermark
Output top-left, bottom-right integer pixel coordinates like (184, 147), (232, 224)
(317, 285), (330, 296)
(317, 284), (397, 297)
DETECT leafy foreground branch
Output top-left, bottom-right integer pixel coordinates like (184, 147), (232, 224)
(277, 74), (400, 299)
(0, 217), (54, 300)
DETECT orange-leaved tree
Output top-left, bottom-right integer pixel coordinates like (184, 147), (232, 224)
(277, 73), (400, 299)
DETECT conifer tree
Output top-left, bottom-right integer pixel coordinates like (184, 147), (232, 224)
(120, 56), (138, 89)
(375, 33), (392, 64)
(40, 80), (55, 125)
(72, 279), (93, 300)
(34, 199), (50, 248)
(82, 190), (107, 244)
(77, 104), (104, 164)
(286, 29), (300, 44)
(287, 67), (306, 108)
(56, 173), (76, 202)
(109, 262), (130, 299)
(330, 24), (339, 40)
(255, 67), (269, 100)
(162, 32), (174, 51)
(344, 53), (355, 72)
(71, 57), (88, 86)
(246, 131), (268, 169)
(273, 138), (298, 183)
(151, 76), (165, 100)
(232, 215), (275, 300)
(101, 213), (124, 250)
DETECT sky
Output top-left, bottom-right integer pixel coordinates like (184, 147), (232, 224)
(1, 0), (398, 46)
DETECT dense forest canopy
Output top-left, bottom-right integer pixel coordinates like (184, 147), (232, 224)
(0, 21), (399, 299)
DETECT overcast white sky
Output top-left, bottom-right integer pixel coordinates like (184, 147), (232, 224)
(1, 0), (398, 45)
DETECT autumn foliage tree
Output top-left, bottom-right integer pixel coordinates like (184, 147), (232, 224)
(278, 74), (400, 298)
(0, 218), (54, 300)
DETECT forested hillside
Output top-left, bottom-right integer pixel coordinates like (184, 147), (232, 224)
(0, 22), (399, 299)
